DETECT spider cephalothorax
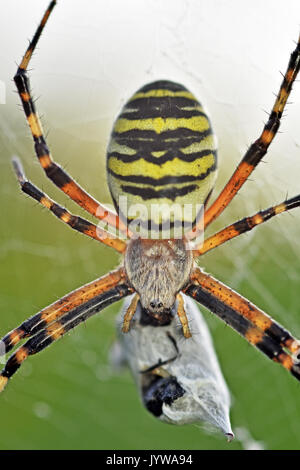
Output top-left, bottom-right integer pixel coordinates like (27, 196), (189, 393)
(124, 238), (193, 323)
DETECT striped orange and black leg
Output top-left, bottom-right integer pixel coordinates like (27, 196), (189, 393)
(184, 268), (300, 381)
(12, 157), (126, 253)
(1, 268), (128, 356)
(0, 282), (133, 393)
(193, 194), (300, 256)
(203, 34), (300, 229)
(14, 1), (128, 237)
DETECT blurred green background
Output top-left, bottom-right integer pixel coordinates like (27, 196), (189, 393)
(1, 0), (300, 450)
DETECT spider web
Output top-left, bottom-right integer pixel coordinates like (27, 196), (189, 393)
(0, 0), (300, 450)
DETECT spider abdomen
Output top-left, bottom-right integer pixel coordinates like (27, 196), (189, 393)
(107, 80), (218, 238)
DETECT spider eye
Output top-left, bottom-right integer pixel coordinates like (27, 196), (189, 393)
(149, 300), (163, 310)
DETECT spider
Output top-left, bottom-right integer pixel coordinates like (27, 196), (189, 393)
(1, 0), (300, 396)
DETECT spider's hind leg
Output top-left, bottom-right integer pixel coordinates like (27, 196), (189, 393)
(193, 194), (300, 256)
(203, 34), (300, 228)
(14, 0), (128, 236)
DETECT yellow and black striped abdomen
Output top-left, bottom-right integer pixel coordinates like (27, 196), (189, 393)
(107, 80), (217, 237)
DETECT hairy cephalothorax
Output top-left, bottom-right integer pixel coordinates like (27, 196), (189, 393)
(124, 239), (193, 323)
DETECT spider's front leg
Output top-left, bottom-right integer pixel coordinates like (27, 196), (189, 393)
(0, 268), (134, 392)
(183, 268), (300, 381)
(12, 157), (127, 253)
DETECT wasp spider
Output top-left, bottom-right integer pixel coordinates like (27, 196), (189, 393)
(1, 1), (300, 397)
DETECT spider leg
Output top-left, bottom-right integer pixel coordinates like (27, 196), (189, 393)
(0, 280), (134, 392)
(176, 293), (192, 338)
(14, 0), (128, 236)
(1, 268), (127, 355)
(202, 34), (300, 229)
(122, 293), (139, 333)
(12, 156), (126, 253)
(193, 194), (300, 256)
(184, 268), (300, 381)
